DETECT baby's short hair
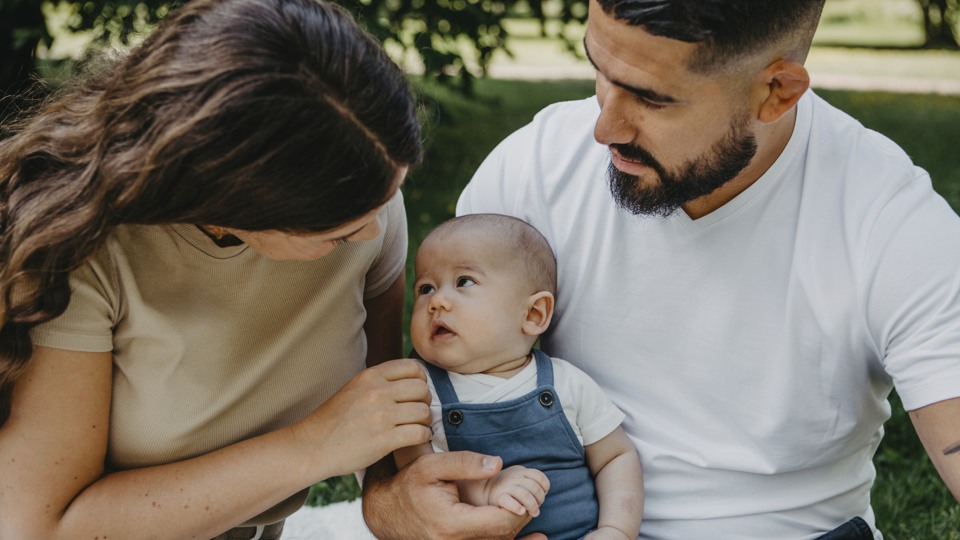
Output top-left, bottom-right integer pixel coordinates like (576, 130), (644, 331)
(427, 214), (557, 295)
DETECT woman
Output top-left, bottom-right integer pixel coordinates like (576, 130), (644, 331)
(0, 0), (431, 538)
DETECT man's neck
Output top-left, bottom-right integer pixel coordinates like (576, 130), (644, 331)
(682, 106), (799, 220)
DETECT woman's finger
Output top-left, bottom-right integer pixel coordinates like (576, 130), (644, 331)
(376, 358), (427, 381)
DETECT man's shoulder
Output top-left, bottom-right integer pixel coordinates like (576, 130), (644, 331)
(805, 91), (917, 177)
(801, 91), (927, 212)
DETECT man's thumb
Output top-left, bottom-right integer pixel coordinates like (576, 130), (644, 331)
(425, 451), (502, 481)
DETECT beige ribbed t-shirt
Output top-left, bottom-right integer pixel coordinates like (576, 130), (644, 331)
(30, 192), (406, 523)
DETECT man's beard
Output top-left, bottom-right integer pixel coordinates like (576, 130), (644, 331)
(607, 117), (758, 217)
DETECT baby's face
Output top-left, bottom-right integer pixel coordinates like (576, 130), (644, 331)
(411, 231), (535, 374)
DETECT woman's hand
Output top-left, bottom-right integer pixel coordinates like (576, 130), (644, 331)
(292, 358), (433, 478)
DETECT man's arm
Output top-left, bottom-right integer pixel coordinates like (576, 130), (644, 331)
(908, 396), (960, 501)
(362, 451), (537, 540)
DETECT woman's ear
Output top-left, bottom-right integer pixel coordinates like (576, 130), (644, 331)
(755, 59), (810, 124)
(522, 291), (555, 337)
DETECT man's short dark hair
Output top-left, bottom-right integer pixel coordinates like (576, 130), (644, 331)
(595, 0), (826, 73)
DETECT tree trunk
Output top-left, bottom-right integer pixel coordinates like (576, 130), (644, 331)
(918, 0), (960, 49)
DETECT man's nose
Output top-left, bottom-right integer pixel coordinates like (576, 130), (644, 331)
(594, 87), (639, 147)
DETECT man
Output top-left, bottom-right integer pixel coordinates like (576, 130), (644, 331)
(363, 1), (960, 538)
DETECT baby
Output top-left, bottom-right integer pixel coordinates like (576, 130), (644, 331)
(395, 214), (643, 540)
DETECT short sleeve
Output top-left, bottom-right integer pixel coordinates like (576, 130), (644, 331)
(364, 191), (408, 299)
(553, 358), (625, 446)
(865, 171), (960, 410)
(29, 248), (117, 352)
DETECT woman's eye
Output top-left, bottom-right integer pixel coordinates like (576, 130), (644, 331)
(417, 284), (435, 295)
(456, 277), (476, 287)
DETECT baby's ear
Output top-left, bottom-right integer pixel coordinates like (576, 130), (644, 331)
(522, 291), (555, 336)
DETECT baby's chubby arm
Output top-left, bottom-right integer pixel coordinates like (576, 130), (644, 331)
(584, 426), (644, 539)
(394, 445), (549, 517)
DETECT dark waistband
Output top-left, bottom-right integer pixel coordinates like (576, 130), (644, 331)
(815, 517), (873, 540)
(210, 519), (285, 540)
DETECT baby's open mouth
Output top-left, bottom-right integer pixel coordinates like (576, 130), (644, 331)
(433, 324), (453, 337)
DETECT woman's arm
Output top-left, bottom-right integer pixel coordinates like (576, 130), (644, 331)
(584, 426), (644, 540)
(0, 344), (430, 540)
(364, 272), (405, 368)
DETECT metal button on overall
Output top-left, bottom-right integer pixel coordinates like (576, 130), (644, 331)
(539, 391), (554, 407)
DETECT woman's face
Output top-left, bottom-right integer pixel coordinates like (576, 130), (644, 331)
(226, 203), (387, 260)
(225, 167), (407, 261)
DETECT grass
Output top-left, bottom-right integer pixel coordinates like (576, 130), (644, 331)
(311, 78), (960, 539)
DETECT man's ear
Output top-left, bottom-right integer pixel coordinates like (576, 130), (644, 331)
(522, 291), (555, 337)
(755, 59), (810, 123)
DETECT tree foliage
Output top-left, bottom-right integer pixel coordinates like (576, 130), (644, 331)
(1, 0), (958, 107)
(0, 0), (51, 117)
(0, 0), (588, 103)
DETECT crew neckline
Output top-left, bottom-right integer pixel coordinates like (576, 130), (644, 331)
(669, 91), (813, 232)
(171, 223), (251, 259)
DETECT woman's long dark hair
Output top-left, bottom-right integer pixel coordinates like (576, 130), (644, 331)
(0, 0), (422, 426)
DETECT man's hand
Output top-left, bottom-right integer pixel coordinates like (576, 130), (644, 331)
(362, 451), (536, 540)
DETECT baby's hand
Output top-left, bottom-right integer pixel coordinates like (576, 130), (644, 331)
(486, 465), (550, 517)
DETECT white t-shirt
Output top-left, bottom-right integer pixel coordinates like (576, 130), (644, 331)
(457, 92), (960, 540)
(425, 355), (625, 453)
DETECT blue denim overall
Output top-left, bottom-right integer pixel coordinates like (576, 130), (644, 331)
(425, 349), (600, 539)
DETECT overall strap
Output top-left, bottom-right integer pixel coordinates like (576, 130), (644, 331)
(424, 362), (460, 404)
(532, 349), (554, 387)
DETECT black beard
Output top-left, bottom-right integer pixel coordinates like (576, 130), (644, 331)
(607, 119), (758, 217)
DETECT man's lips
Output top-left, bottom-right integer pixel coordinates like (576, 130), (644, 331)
(610, 147), (652, 173)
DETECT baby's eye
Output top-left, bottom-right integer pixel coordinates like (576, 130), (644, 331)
(417, 283), (436, 295)
(456, 277), (476, 288)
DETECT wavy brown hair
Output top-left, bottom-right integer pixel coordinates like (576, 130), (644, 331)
(0, 0), (422, 426)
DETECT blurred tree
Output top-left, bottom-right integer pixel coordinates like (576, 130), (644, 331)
(330, 0), (586, 94)
(0, 0), (588, 102)
(0, 0), (52, 122)
(915, 0), (960, 48)
(3, 0), (960, 105)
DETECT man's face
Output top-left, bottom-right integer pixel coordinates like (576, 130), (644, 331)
(585, 0), (759, 217)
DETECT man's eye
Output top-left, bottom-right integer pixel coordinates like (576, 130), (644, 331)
(637, 96), (666, 111)
(456, 277), (476, 287)
(417, 284), (435, 295)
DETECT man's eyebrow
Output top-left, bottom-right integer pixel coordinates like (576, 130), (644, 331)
(582, 37), (679, 104)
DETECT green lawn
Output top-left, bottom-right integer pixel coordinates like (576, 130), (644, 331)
(314, 78), (960, 538)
